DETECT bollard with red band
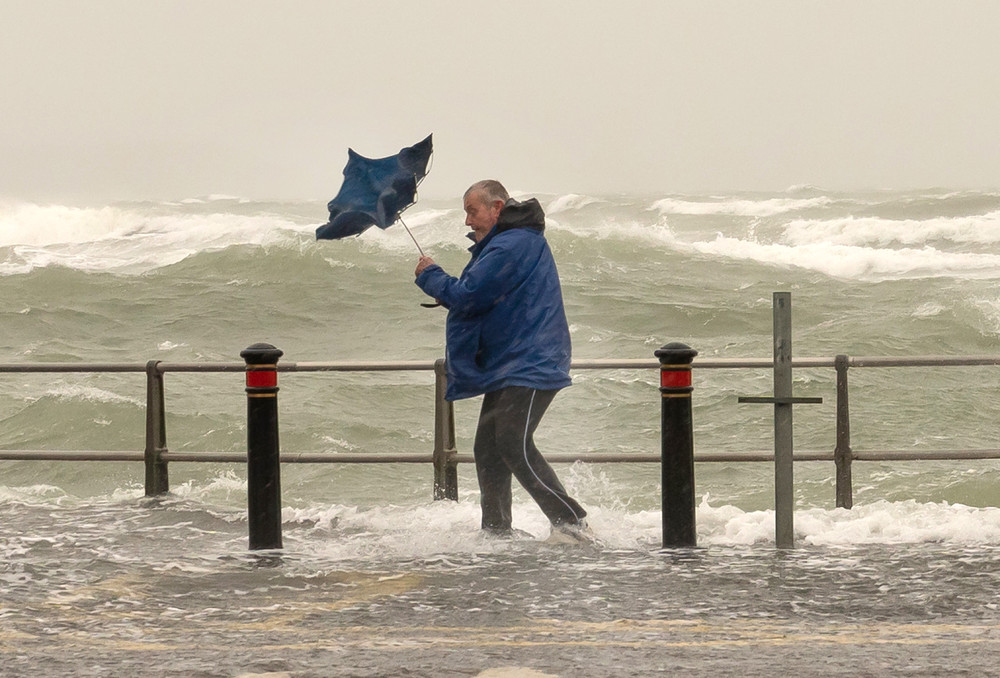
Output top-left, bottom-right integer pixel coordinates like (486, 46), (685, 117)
(241, 343), (284, 551)
(660, 365), (693, 390)
(655, 341), (698, 548)
(245, 368), (278, 390)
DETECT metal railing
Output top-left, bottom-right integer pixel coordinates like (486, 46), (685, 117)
(2, 354), (999, 508)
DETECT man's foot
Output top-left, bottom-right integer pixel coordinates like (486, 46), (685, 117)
(544, 519), (596, 545)
(482, 527), (536, 540)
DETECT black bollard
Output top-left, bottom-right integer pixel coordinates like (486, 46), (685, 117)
(241, 342), (284, 551)
(655, 342), (698, 548)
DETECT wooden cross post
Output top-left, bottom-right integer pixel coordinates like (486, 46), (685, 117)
(738, 292), (822, 549)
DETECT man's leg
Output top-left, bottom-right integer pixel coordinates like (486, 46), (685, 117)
(474, 389), (513, 531)
(492, 386), (587, 526)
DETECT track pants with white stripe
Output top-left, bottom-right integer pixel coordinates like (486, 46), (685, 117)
(474, 386), (587, 531)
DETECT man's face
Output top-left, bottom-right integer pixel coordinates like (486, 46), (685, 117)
(464, 191), (503, 242)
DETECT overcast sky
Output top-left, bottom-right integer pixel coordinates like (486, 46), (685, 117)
(2, 1), (999, 203)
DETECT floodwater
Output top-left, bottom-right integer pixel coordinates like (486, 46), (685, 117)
(3, 493), (999, 677)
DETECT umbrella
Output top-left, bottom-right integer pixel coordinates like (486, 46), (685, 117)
(316, 134), (433, 254)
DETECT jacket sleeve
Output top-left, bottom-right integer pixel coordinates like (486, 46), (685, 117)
(415, 239), (525, 315)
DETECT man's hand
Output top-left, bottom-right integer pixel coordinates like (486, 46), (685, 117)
(415, 255), (435, 277)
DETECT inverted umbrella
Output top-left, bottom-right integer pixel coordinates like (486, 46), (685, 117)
(316, 134), (433, 254)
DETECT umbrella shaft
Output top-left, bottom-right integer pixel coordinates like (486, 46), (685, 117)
(399, 217), (425, 256)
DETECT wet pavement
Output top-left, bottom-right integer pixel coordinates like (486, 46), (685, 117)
(4, 543), (1000, 677)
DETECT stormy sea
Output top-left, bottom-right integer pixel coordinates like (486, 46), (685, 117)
(2, 189), (999, 676)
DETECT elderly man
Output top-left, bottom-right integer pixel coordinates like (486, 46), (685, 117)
(415, 180), (591, 543)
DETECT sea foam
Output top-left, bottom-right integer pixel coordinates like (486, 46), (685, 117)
(784, 211), (1000, 247)
(686, 235), (1000, 280)
(651, 196), (833, 217)
(0, 201), (306, 275)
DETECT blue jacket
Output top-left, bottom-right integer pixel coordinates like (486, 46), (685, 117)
(416, 198), (572, 401)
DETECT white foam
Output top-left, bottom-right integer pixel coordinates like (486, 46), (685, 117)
(279, 494), (1000, 558)
(912, 302), (946, 318)
(698, 498), (1000, 546)
(784, 211), (1000, 247)
(686, 235), (1000, 281)
(651, 196), (833, 217)
(172, 471), (248, 507)
(0, 484), (68, 505)
(0, 203), (130, 248)
(3, 476), (998, 553)
(0, 202), (305, 274)
(546, 194), (604, 214)
(157, 340), (187, 351)
(970, 297), (1000, 336)
(44, 384), (144, 407)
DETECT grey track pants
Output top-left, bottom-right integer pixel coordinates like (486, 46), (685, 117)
(473, 386), (587, 531)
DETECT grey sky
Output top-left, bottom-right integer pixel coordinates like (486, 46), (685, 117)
(2, 1), (998, 203)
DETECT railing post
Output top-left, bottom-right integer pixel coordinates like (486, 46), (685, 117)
(241, 343), (284, 551)
(834, 354), (854, 509)
(144, 360), (169, 496)
(655, 341), (698, 548)
(432, 359), (458, 500)
(772, 292), (795, 549)
(737, 292), (822, 548)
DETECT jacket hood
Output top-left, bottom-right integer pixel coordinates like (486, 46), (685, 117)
(466, 197), (546, 249)
(495, 197), (545, 234)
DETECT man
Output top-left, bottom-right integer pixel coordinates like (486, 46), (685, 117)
(414, 180), (591, 544)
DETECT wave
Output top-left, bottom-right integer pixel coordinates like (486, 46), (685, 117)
(687, 235), (1000, 280)
(702, 498), (1000, 547)
(4, 480), (998, 551)
(41, 384), (145, 407)
(784, 211), (1000, 247)
(0, 203), (133, 248)
(5, 193), (1000, 282)
(651, 196), (834, 217)
(545, 194), (606, 214)
(0, 201), (311, 275)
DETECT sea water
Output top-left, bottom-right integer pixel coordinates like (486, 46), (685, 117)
(2, 190), (1000, 676)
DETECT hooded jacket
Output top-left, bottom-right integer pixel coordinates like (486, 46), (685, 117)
(415, 198), (572, 401)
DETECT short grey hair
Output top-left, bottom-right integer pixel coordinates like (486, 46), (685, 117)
(464, 180), (509, 205)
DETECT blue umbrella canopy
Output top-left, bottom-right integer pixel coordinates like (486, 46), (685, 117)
(316, 134), (433, 246)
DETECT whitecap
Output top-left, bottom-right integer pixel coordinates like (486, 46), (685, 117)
(157, 341), (186, 351)
(685, 235), (1000, 281)
(651, 196), (833, 217)
(546, 194), (603, 214)
(697, 498), (1000, 546)
(783, 211), (1000, 248)
(912, 302), (946, 318)
(46, 384), (144, 407)
(0, 201), (305, 275)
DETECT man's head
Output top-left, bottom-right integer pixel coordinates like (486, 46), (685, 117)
(463, 180), (509, 242)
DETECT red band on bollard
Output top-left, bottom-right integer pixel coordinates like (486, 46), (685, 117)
(660, 367), (691, 389)
(246, 369), (277, 389)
